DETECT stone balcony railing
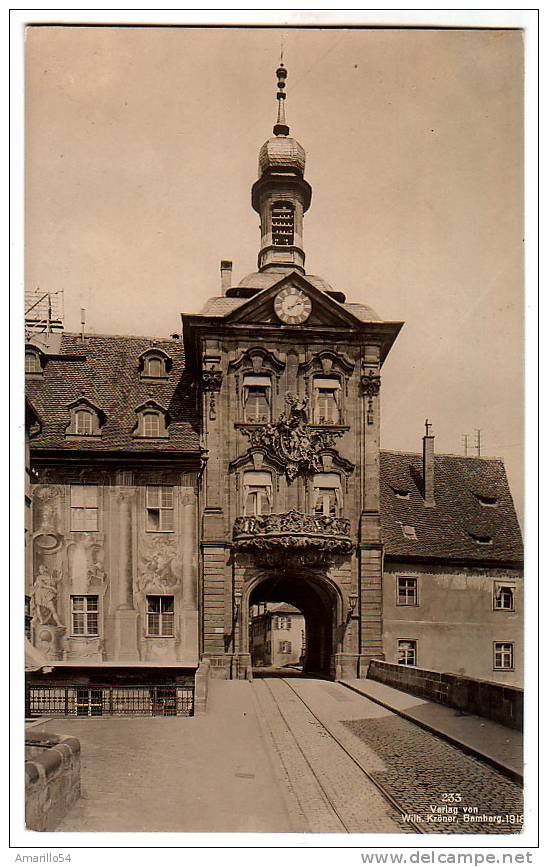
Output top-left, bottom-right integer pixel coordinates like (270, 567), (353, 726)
(233, 510), (353, 556)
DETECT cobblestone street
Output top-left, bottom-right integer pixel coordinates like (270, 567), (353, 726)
(40, 677), (523, 835)
(343, 715), (523, 834)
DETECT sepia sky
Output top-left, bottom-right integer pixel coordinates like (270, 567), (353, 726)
(25, 26), (524, 518)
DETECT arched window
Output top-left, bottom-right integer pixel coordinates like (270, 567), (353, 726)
(243, 471), (272, 516)
(312, 473), (342, 517)
(243, 374), (271, 422)
(144, 355), (164, 378)
(143, 411), (161, 438)
(75, 409), (93, 436)
(272, 201), (294, 247)
(312, 376), (341, 425)
(25, 350), (41, 374)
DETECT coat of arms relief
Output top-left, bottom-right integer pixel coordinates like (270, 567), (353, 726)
(240, 392), (346, 481)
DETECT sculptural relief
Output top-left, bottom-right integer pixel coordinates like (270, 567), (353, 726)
(30, 564), (64, 627)
(241, 392), (344, 481)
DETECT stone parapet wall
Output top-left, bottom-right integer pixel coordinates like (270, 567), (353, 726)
(25, 731), (81, 831)
(368, 660), (523, 731)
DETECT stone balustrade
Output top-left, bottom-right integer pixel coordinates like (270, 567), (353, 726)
(25, 731), (81, 831)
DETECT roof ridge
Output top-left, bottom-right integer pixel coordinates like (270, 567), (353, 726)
(380, 449), (504, 462)
(62, 331), (182, 343)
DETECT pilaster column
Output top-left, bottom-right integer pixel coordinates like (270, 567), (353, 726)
(117, 489), (135, 610)
(180, 485), (199, 665)
(114, 487), (139, 661)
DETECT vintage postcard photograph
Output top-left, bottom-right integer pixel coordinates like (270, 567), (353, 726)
(16, 16), (535, 849)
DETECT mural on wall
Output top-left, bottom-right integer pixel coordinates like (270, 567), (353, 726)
(32, 485), (62, 549)
(68, 541), (108, 594)
(136, 537), (182, 594)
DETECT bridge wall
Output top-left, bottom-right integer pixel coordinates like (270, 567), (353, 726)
(367, 659), (523, 730)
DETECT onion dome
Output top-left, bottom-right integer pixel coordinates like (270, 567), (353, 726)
(257, 61), (306, 177)
(258, 136), (305, 175)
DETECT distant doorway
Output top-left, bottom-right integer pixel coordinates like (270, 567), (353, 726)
(244, 571), (341, 678)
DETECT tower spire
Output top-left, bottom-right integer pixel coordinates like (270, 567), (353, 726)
(273, 56), (289, 137)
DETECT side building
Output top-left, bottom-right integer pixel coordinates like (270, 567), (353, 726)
(25, 332), (202, 716)
(250, 603), (306, 669)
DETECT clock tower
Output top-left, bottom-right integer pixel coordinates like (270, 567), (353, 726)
(250, 62), (311, 275)
(182, 61), (403, 681)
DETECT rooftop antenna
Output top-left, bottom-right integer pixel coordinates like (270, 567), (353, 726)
(80, 308), (86, 341)
(462, 433), (470, 457)
(475, 428), (482, 457)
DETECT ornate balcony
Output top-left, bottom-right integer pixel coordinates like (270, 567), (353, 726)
(233, 510), (353, 560)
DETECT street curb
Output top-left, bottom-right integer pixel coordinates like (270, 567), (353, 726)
(339, 681), (523, 786)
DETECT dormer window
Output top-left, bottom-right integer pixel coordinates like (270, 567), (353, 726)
(75, 409), (93, 436)
(25, 349), (42, 375)
(401, 525), (417, 541)
(243, 375), (271, 422)
(392, 487), (411, 500)
(312, 376), (341, 425)
(143, 411), (161, 438)
(134, 402), (169, 439)
(139, 349), (171, 380)
(476, 494), (499, 507)
(66, 399), (104, 439)
(469, 532), (493, 545)
(272, 201), (294, 247)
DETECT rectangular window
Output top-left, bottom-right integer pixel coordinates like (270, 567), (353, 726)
(397, 577), (418, 606)
(494, 584), (515, 611)
(313, 473), (341, 517)
(71, 595), (99, 636)
(313, 377), (341, 425)
(494, 642), (514, 670)
(70, 485), (99, 531)
(275, 616), (290, 630)
(243, 375), (271, 423)
(398, 639), (417, 666)
(146, 595), (174, 637)
(243, 471), (272, 516)
(279, 641), (292, 653)
(146, 486), (175, 532)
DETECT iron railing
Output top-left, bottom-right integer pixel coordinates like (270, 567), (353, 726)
(27, 683), (194, 718)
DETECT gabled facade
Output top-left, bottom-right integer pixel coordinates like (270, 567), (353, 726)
(25, 61), (523, 715)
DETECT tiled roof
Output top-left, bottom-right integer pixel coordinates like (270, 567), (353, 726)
(26, 333), (201, 454)
(198, 297), (246, 316)
(380, 451), (523, 564)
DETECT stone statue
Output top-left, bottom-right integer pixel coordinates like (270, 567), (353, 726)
(31, 565), (63, 627)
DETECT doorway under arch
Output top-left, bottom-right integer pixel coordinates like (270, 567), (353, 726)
(243, 571), (342, 678)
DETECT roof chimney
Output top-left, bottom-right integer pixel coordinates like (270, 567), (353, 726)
(220, 260), (232, 296)
(423, 419), (435, 507)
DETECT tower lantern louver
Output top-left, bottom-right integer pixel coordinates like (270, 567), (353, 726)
(251, 61), (312, 274)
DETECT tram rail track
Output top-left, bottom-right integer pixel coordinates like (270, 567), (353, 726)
(260, 676), (425, 834)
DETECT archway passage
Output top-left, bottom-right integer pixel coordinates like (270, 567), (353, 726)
(248, 573), (339, 678)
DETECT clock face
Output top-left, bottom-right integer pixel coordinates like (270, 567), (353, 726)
(274, 286), (312, 324)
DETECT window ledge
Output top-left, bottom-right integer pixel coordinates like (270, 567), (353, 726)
(66, 434), (102, 441)
(140, 374), (169, 382)
(133, 434), (169, 440)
